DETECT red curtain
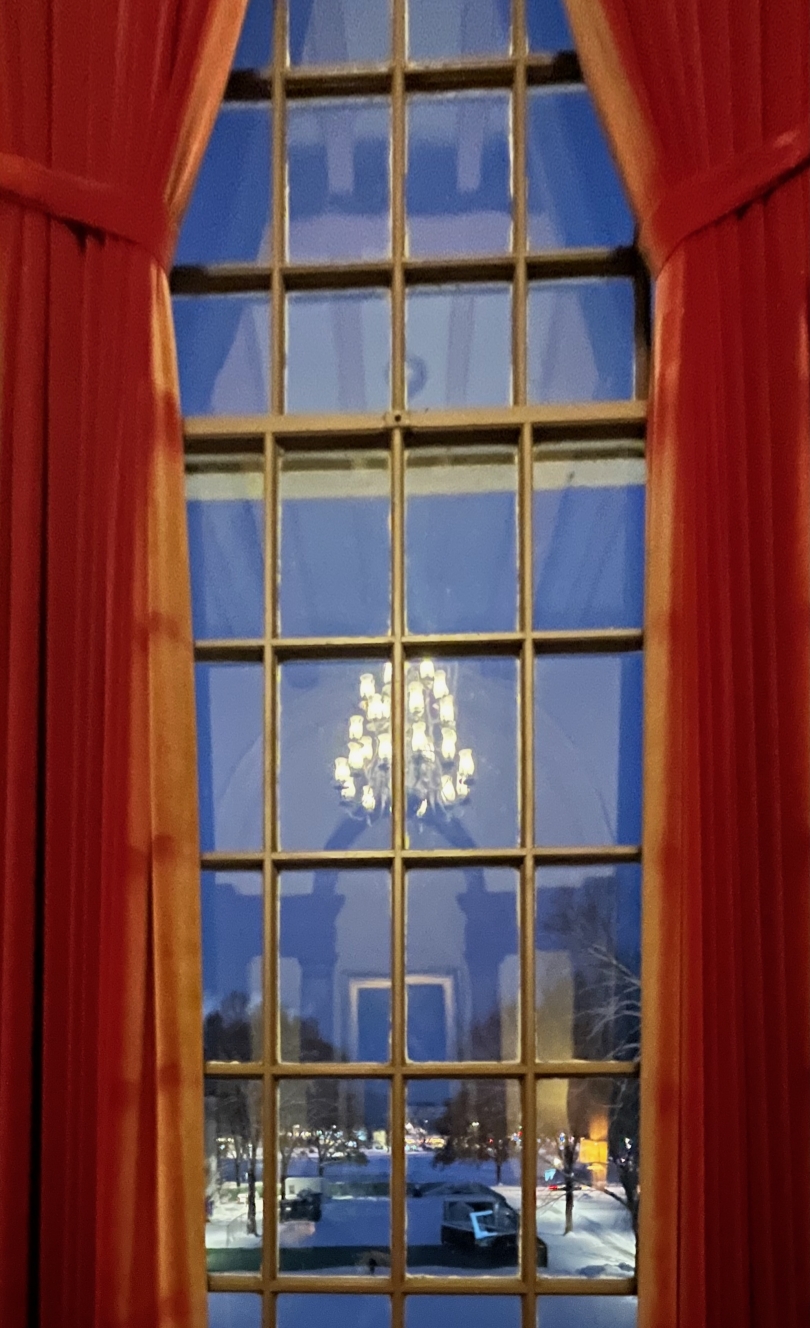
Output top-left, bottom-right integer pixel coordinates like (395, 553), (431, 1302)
(0, 3), (246, 1324)
(563, 1), (810, 1324)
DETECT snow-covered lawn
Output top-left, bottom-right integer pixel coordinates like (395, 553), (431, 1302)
(207, 1150), (637, 1284)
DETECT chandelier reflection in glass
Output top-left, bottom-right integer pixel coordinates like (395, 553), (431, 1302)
(333, 660), (475, 820)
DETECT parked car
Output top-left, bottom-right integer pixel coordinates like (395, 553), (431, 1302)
(440, 1193), (548, 1267)
(279, 1188), (321, 1222)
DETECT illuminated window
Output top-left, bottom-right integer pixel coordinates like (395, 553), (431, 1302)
(175, 3), (649, 1326)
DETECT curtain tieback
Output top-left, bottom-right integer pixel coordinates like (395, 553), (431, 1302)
(0, 150), (175, 270)
(641, 120), (810, 273)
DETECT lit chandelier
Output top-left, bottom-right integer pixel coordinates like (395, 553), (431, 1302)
(333, 660), (475, 820)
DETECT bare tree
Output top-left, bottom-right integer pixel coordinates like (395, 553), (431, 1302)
(303, 1079), (368, 1176)
(210, 1078), (263, 1236)
(559, 1132), (580, 1235)
(431, 1082), (516, 1185)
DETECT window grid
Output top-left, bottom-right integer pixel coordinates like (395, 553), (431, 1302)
(183, 1), (649, 1324)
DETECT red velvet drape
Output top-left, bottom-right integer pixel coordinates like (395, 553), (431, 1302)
(0, 3), (246, 1325)
(564, 1), (810, 1325)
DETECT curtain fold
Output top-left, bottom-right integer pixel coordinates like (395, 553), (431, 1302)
(0, 3), (247, 1324)
(563, 1), (810, 1325)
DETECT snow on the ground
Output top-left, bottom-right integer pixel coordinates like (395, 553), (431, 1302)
(207, 1151), (636, 1283)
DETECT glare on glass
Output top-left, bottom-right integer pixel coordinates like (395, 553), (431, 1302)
(205, 1079), (263, 1273)
(535, 652), (643, 847)
(404, 655), (519, 851)
(176, 106), (271, 265)
(406, 285), (511, 408)
(278, 1079), (390, 1274)
(533, 452), (645, 631)
(406, 445), (517, 635)
(278, 659), (392, 852)
(407, 93), (511, 256)
(279, 1298), (390, 1328)
(527, 0), (574, 52)
(405, 1079), (522, 1274)
(289, 0), (391, 66)
(535, 1078), (639, 1279)
(527, 279), (635, 403)
(527, 87), (632, 250)
(288, 99), (390, 262)
(278, 450), (390, 637)
(408, 1299), (520, 1328)
(233, 0), (271, 68)
(535, 864), (641, 1061)
(286, 290), (390, 413)
(173, 294), (270, 416)
(187, 457), (264, 640)
(407, 0), (510, 61)
(196, 663), (263, 852)
(406, 868), (519, 1061)
(203, 871), (263, 1062)
(538, 1299), (638, 1328)
(279, 870), (391, 1062)
(208, 1292), (262, 1328)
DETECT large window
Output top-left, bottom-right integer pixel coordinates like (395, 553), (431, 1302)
(175, 3), (649, 1326)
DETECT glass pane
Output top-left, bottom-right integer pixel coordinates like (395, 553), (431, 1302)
(527, 88), (632, 250)
(407, 868), (519, 1061)
(197, 663), (264, 852)
(527, 279), (634, 403)
(289, 0), (391, 66)
(278, 1079), (390, 1273)
(535, 865), (641, 1061)
(288, 99), (390, 262)
(409, 1300), (518, 1328)
(205, 1079), (263, 1272)
(203, 871), (263, 1062)
(535, 1078), (639, 1278)
(534, 653), (643, 847)
(233, 0), (271, 68)
(533, 452), (645, 631)
(176, 106), (271, 265)
(407, 94), (511, 256)
(174, 294), (270, 416)
(538, 1299), (638, 1328)
(406, 285), (511, 408)
(208, 1292), (262, 1328)
(527, 0), (573, 51)
(278, 450), (390, 637)
(405, 1079), (521, 1274)
(279, 870), (391, 1062)
(278, 659), (392, 851)
(407, 0), (510, 60)
(279, 1297), (390, 1328)
(187, 457), (264, 640)
(406, 445), (517, 634)
(286, 290), (390, 413)
(405, 656), (519, 850)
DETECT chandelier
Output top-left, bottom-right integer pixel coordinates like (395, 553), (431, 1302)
(333, 660), (475, 820)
